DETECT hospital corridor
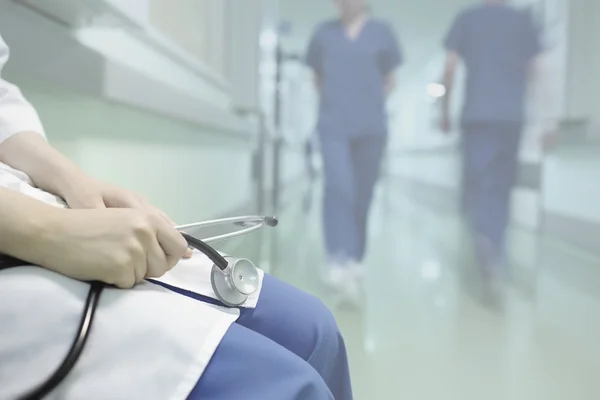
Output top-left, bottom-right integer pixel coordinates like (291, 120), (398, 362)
(0, 0), (599, 399)
(253, 179), (600, 399)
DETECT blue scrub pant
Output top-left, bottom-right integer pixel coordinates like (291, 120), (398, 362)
(320, 135), (386, 263)
(160, 274), (352, 399)
(461, 123), (523, 266)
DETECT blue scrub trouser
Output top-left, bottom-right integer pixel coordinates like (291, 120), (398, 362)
(320, 135), (386, 263)
(461, 123), (523, 265)
(162, 274), (352, 400)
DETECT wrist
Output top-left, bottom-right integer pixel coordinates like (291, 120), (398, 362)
(0, 188), (66, 264)
(21, 207), (74, 272)
(0, 132), (91, 200)
(49, 163), (95, 202)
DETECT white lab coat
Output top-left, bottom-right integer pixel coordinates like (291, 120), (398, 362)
(0, 35), (263, 399)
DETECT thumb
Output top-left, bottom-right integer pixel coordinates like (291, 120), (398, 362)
(67, 195), (106, 209)
(89, 196), (107, 209)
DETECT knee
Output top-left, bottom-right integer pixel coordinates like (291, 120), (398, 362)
(311, 296), (340, 337)
(302, 295), (344, 360)
(252, 276), (345, 365)
(295, 361), (334, 400)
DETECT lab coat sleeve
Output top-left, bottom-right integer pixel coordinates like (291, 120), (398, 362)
(0, 35), (46, 144)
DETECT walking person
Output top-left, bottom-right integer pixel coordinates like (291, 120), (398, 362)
(306, 0), (403, 298)
(440, 0), (545, 294)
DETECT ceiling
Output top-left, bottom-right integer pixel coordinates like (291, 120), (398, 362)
(276, 0), (477, 76)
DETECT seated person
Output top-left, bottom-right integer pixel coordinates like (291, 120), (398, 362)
(0, 35), (352, 400)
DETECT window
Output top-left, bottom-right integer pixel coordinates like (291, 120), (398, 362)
(147, 0), (230, 78)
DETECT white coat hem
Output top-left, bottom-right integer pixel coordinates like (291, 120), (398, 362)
(167, 314), (237, 400)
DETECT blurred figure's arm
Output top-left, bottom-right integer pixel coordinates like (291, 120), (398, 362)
(306, 26), (324, 93)
(439, 11), (466, 133)
(528, 54), (559, 148)
(380, 23), (404, 97)
(313, 73), (322, 93)
(440, 51), (461, 133)
(384, 73), (396, 97)
(523, 16), (557, 148)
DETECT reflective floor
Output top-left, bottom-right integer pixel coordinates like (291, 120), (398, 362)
(260, 181), (600, 400)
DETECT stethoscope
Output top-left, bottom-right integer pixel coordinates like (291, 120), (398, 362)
(0, 215), (277, 400)
(176, 215), (278, 306)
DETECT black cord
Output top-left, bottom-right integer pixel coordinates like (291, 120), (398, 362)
(18, 282), (104, 400)
(180, 232), (229, 271)
(0, 257), (104, 400)
(0, 233), (224, 398)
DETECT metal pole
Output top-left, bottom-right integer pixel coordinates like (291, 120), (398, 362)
(272, 43), (284, 213)
(234, 107), (267, 215)
(256, 112), (267, 215)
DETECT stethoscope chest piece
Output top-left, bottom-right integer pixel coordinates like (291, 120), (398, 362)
(210, 257), (260, 307)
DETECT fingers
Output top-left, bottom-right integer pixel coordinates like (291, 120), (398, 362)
(68, 194), (107, 209)
(133, 249), (148, 284)
(106, 189), (176, 228)
(141, 201), (192, 259)
(116, 238), (147, 289)
(140, 199), (178, 229)
(150, 209), (194, 258)
(152, 215), (188, 270)
(145, 237), (170, 279)
(155, 207), (176, 226)
(102, 188), (188, 271)
(102, 187), (143, 209)
(82, 194), (107, 208)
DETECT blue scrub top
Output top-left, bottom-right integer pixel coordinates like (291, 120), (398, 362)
(444, 4), (542, 125)
(306, 19), (403, 138)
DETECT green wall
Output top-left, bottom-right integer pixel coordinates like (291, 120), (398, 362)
(13, 77), (256, 225)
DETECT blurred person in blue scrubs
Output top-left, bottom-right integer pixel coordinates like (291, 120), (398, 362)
(440, 0), (544, 290)
(306, 0), (403, 297)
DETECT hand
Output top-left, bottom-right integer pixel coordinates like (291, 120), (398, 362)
(63, 178), (171, 222)
(62, 177), (192, 258)
(439, 112), (452, 134)
(38, 208), (189, 289)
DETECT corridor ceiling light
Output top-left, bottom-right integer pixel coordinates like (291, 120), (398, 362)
(426, 83), (446, 99)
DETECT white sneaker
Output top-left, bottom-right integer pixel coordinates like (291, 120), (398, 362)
(343, 276), (362, 305)
(324, 263), (363, 306)
(347, 261), (365, 281)
(324, 265), (346, 291)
